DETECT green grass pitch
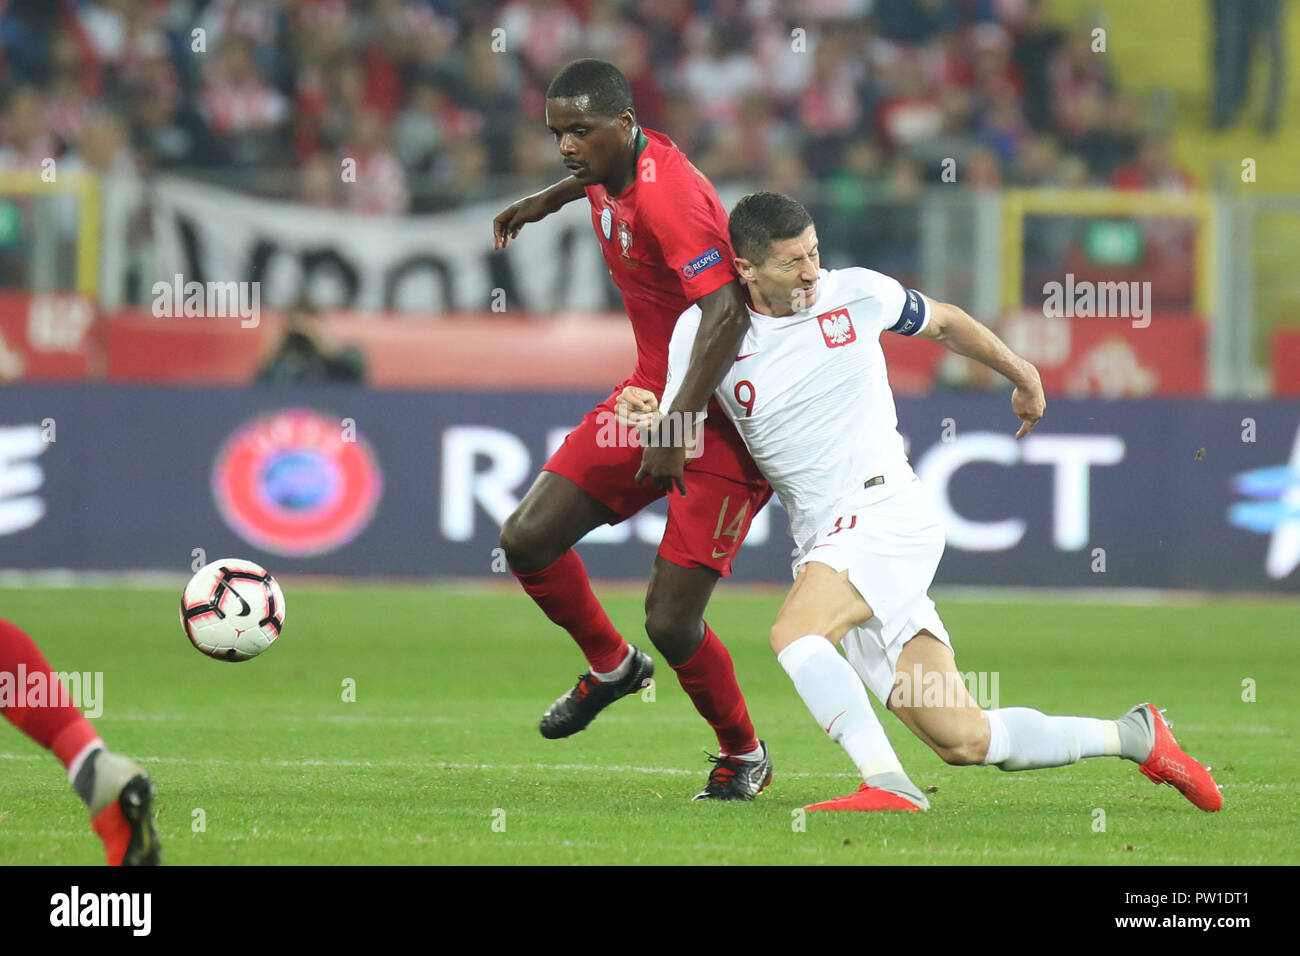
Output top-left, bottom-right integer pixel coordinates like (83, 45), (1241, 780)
(0, 584), (1295, 865)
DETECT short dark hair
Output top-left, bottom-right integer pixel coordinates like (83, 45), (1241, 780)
(546, 59), (633, 118)
(729, 192), (814, 264)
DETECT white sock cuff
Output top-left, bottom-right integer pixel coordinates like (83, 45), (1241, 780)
(592, 646), (634, 681)
(66, 738), (104, 783)
(776, 634), (832, 674)
(981, 710), (1010, 766)
(856, 751), (906, 779)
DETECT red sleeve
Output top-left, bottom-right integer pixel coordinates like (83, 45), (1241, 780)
(640, 164), (737, 303)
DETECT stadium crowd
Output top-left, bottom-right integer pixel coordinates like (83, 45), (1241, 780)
(0, 0), (1191, 219)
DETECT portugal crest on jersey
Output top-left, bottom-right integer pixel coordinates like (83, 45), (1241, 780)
(618, 219), (634, 260)
(817, 308), (856, 348)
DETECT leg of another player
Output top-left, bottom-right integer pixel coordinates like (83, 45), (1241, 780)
(887, 633), (1222, 811)
(0, 618), (160, 865)
(769, 562), (928, 809)
(645, 557), (761, 755)
(500, 471), (634, 676)
(890, 633), (1138, 769)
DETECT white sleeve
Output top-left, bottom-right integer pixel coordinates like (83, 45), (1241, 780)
(660, 308), (705, 418)
(883, 280), (930, 336)
(857, 268), (930, 337)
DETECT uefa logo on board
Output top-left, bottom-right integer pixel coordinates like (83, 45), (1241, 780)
(211, 408), (383, 557)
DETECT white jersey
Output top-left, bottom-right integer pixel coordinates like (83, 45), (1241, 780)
(662, 267), (931, 553)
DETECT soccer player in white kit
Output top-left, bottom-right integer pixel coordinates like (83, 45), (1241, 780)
(621, 192), (1221, 813)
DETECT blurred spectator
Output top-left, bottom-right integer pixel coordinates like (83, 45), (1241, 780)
(678, 21), (761, 127)
(613, 27), (667, 130)
(697, 124), (754, 182)
(393, 82), (445, 175)
(1017, 134), (1062, 186)
(74, 0), (130, 72)
(298, 151), (341, 209)
(255, 302), (366, 385)
(199, 37), (289, 165)
(874, 55), (944, 151)
(1048, 24), (1112, 138)
(759, 147), (811, 197)
(0, 86), (56, 169)
(455, 44), (520, 174)
(0, 0), (1181, 225)
(509, 124), (556, 183)
(965, 144), (1004, 190)
(340, 107), (409, 215)
(797, 34), (865, 176)
(1109, 133), (1197, 308)
(64, 112), (134, 178)
(1060, 91), (1111, 178)
(1111, 132), (1196, 191)
(1012, 0), (1065, 133)
(1211, 0), (1287, 132)
(434, 139), (493, 210)
(977, 92), (1030, 167)
(499, 0), (583, 85)
(1058, 89), (1139, 182)
(875, 0), (952, 44)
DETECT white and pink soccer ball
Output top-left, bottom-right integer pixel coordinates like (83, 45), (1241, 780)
(180, 559), (286, 662)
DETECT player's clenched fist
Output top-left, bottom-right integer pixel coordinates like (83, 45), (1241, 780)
(615, 385), (660, 429)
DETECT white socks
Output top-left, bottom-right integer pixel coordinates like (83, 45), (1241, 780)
(778, 636), (1127, 788)
(778, 635), (905, 779)
(592, 647), (634, 682)
(726, 743), (766, 763)
(982, 707), (1121, 771)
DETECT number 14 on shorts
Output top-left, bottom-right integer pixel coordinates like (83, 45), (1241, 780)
(712, 496), (751, 558)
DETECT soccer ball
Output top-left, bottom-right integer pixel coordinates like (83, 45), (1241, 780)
(180, 559), (286, 661)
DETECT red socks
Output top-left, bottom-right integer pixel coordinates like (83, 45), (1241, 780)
(0, 618), (100, 769)
(513, 558), (757, 754)
(513, 550), (630, 674)
(672, 625), (759, 756)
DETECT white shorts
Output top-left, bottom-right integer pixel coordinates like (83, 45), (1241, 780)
(792, 476), (954, 706)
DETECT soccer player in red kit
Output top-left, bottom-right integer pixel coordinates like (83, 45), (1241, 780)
(0, 616), (161, 864)
(492, 59), (772, 799)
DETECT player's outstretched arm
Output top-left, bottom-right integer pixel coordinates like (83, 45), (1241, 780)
(918, 295), (1046, 439)
(635, 281), (750, 493)
(492, 175), (587, 249)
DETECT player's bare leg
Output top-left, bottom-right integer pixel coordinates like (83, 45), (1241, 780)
(888, 633), (1222, 811)
(887, 632), (988, 762)
(645, 557), (771, 800)
(769, 562), (928, 811)
(500, 471), (652, 738)
(501, 471), (619, 574)
(644, 557), (716, 666)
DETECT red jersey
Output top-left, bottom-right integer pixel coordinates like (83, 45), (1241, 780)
(584, 128), (737, 392)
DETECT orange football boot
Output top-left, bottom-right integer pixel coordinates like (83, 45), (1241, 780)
(804, 783), (925, 812)
(1135, 703), (1223, 812)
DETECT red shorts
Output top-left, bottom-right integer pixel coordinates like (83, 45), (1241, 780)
(543, 381), (772, 576)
